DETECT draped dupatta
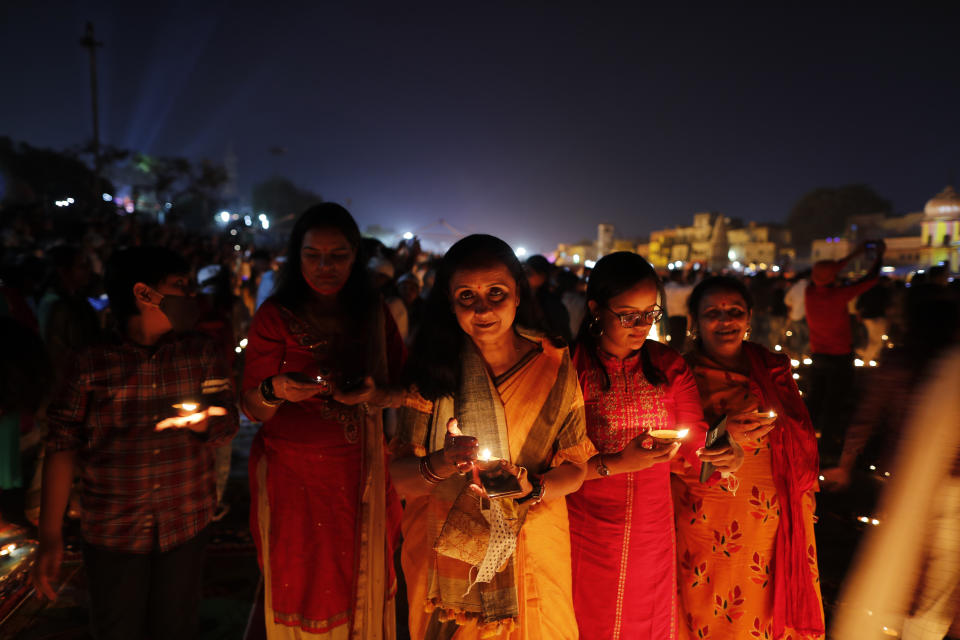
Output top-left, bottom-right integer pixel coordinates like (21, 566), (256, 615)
(742, 342), (824, 637)
(421, 339), (532, 634)
(351, 307), (395, 640)
(396, 329), (592, 639)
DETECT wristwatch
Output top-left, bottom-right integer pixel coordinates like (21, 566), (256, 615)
(260, 376), (284, 406)
(596, 454), (611, 477)
(517, 473), (544, 505)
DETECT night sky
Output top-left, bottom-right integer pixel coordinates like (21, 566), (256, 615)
(2, 2), (958, 253)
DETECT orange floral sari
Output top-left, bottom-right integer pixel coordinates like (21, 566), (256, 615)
(674, 343), (824, 640)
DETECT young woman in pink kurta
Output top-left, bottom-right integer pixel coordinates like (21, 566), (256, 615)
(566, 253), (743, 639)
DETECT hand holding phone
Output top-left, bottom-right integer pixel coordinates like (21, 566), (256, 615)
(699, 416), (728, 483)
(272, 373), (328, 402)
(474, 459), (528, 499)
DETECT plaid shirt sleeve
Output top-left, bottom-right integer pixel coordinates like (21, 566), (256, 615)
(45, 350), (92, 453)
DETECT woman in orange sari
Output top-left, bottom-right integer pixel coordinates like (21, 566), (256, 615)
(674, 276), (824, 640)
(390, 234), (596, 639)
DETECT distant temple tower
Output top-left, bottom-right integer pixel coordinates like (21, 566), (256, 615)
(597, 223), (615, 257)
(708, 215), (730, 271)
(921, 185), (960, 271)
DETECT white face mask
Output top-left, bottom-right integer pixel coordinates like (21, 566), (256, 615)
(462, 499), (518, 596)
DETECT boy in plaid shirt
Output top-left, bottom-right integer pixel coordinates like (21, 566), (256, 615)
(32, 247), (238, 640)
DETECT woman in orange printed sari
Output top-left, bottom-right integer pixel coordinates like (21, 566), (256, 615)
(675, 276), (824, 640)
(390, 234), (596, 639)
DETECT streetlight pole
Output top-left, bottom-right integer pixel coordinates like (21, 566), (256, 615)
(80, 22), (103, 192)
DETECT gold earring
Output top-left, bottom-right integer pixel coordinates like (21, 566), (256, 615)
(589, 316), (604, 337)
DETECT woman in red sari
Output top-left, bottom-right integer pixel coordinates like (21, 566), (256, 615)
(675, 275), (824, 640)
(566, 253), (743, 639)
(241, 203), (405, 639)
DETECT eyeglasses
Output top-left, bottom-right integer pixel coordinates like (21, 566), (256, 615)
(605, 305), (664, 328)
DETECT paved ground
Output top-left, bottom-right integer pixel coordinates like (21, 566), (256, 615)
(1, 420), (261, 640)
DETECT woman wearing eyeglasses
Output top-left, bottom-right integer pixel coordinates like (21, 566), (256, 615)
(675, 276), (824, 640)
(566, 253), (743, 639)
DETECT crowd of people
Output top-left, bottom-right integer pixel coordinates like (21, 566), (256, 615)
(1, 200), (959, 640)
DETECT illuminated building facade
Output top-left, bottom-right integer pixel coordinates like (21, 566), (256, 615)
(822, 186), (960, 272)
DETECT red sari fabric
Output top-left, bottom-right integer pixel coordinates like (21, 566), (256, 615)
(742, 343), (822, 637)
(567, 341), (707, 640)
(244, 300), (404, 635)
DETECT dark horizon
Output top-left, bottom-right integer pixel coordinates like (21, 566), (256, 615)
(2, 2), (958, 252)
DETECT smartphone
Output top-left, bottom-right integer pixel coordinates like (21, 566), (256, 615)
(287, 371), (333, 396)
(287, 371), (320, 384)
(339, 374), (367, 393)
(478, 464), (525, 499)
(699, 416), (729, 483)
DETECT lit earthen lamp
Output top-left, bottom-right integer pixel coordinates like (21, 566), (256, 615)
(476, 447), (498, 473)
(475, 447), (523, 498)
(647, 428), (690, 445)
(172, 401), (201, 416)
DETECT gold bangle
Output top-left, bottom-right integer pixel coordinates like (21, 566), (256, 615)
(259, 387), (284, 407)
(419, 456), (444, 484)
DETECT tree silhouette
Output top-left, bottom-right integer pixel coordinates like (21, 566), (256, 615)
(252, 176), (322, 219)
(0, 137), (112, 206)
(787, 184), (891, 253)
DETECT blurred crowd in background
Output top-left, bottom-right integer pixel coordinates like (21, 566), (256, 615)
(2, 200), (960, 639)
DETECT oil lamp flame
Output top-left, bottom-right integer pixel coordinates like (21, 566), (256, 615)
(479, 448), (492, 462)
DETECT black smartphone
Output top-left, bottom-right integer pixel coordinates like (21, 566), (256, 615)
(478, 463), (525, 499)
(286, 371), (316, 384)
(699, 416), (729, 483)
(286, 371), (333, 396)
(339, 374), (367, 393)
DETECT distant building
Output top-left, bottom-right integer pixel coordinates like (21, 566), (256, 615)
(647, 212), (792, 271)
(597, 223), (616, 257)
(921, 186), (960, 271)
(555, 241), (597, 267)
(557, 213), (793, 271)
(555, 224), (634, 267)
(813, 186), (960, 272)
